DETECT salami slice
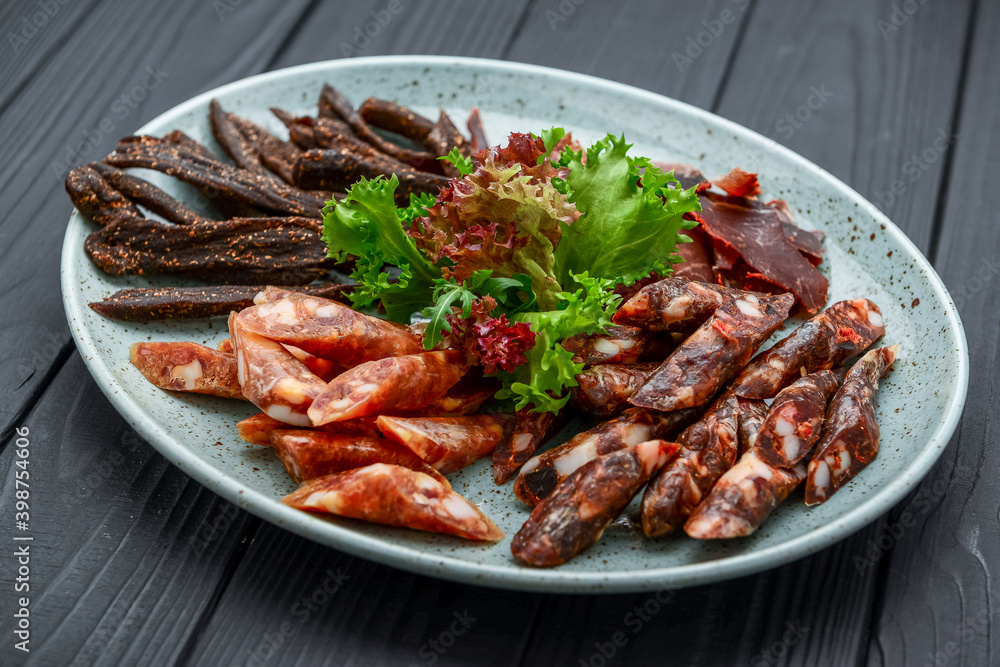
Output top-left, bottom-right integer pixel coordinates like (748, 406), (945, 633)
(640, 395), (740, 537)
(511, 440), (680, 567)
(236, 412), (385, 446)
(570, 362), (660, 417)
(736, 397), (769, 455)
(422, 374), (499, 417)
(492, 408), (567, 485)
(239, 290), (424, 367)
(269, 431), (448, 485)
(282, 344), (343, 381)
(754, 370), (842, 467)
(230, 312), (328, 427)
(514, 406), (699, 507)
(308, 351), (467, 425)
(731, 298), (885, 399)
(283, 463), (502, 541)
(375, 415), (505, 474)
(629, 293), (794, 412)
(560, 325), (673, 366)
(612, 277), (747, 333)
(805, 345), (899, 505)
(129, 341), (243, 399)
(684, 451), (806, 539)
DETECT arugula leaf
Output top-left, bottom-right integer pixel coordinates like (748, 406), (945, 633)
(322, 175), (441, 323)
(553, 134), (700, 288)
(437, 148), (474, 176)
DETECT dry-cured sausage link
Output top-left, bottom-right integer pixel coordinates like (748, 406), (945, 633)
(640, 395), (740, 537)
(684, 451), (806, 539)
(754, 370), (841, 467)
(230, 313), (328, 427)
(612, 278), (750, 333)
(492, 408), (568, 485)
(514, 406), (698, 506)
(281, 344), (343, 381)
(239, 290), (424, 367)
(269, 431), (448, 485)
(511, 440), (680, 567)
(236, 412), (384, 445)
(630, 293), (795, 412)
(308, 351), (468, 425)
(129, 341), (243, 399)
(376, 415), (505, 474)
(560, 325), (673, 367)
(737, 397), (768, 455)
(421, 375), (499, 417)
(283, 463), (503, 541)
(805, 345), (899, 505)
(731, 299), (886, 399)
(570, 362), (659, 417)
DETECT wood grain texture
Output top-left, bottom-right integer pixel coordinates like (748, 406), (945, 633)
(0, 356), (257, 667)
(866, 1), (996, 665)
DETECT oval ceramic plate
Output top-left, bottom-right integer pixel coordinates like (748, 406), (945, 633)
(61, 56), (968, 593)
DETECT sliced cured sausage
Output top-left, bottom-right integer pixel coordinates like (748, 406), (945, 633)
(754, 370), (841, 467)
(492, 408), (568, 485)
(629, 292), (794, 412)
(239, 290), (424, 367)
(308, 350), (467, 425)
(640, 395), (740, 537)
(129, 341), (243, 399)
(736, 397), (768, 455)
(684, 450), (806, 539)
(514, 406), (698, 506)
(230, 312), (328, 426)
(805, 345), (899, 505)
(612, 277), (747, 333)
(282, 463), (502, 541)
(269, 431), (447, 485)
(570, 362), (659, 417)
(560, 325), (673, 366)
(511, 440), (680, 567)
(732, 298), (885, 399)
(375, 415), (505, 474)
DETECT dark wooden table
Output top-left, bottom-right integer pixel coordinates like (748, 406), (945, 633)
(1, 1), (995, 665)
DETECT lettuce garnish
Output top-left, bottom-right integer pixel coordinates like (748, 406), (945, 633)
(322, 132), (701, 412)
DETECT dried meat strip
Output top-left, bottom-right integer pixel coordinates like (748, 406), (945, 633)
(316, 84), (438, 169)
(426, 110), (473, 176)
(210, 99), (262, 172)
(65, 164), (143, 226)
(84, 215), (331, 285)
(105, 137), (325, 218)
(220, 103), (308, 186)
(358, 98), (436, 144)
(129, 341), (243, 399)
(754, 370), (842, 467)
(674, 226), (717, 283)
(89, 162), (207, 225)
(376, 415), (505, 474)
(492, 408), (567, 485)
(684, 450), (806, 539)
(466, 108), (487, 151)
(238, 290), (424, 366)
(736, 397), (769, 455)
(88, 283), (350, 321)
(294, 147), (449, 204)
(640, 395), (740, 537)
(514, 406), (698, 506)
(613, 277), (749, 333)
(630, 292), (794, 412)
(283, 463), (502, 541)
(560, 325), (673, 366)
(308, 350), (468, 425)
(230, 312), (328, 426)
(511, 440), (680, 567)
(269, 431), (447, 485)
(731, 298), (886, 399)
(713, 167), (761, 198)
(770, 200), (824, 266)
(570, 362), (659, 417)
(695, 192), (827, 312)
(805, 345), (899, 505)
(654, 162), (708, 190)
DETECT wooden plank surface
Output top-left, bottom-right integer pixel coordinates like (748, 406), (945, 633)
(0, 0), (990, 665)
